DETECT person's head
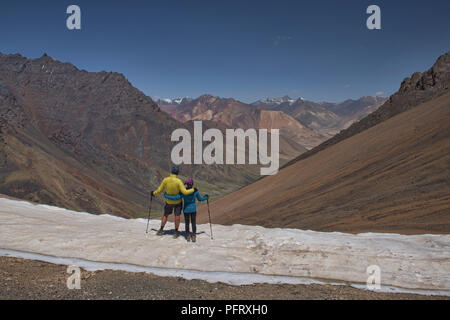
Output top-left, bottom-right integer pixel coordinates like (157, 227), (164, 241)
(171, 165), (179, 175)
(184, 178), (194, 189)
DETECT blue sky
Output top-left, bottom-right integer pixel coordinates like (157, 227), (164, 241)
(1, 0), (449, 103)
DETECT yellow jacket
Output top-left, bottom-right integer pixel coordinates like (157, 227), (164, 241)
(153, 174), (195, 204)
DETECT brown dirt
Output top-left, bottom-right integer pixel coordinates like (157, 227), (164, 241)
(197, 91), (450, 235)
(0, 256), (446, 300)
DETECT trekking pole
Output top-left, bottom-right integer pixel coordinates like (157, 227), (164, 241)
(145, 193), (153, 234)
(207, 198), (213, 239)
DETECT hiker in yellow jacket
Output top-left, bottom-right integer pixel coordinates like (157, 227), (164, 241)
(151, 166), (194, 238)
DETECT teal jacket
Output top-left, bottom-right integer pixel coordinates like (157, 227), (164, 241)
(164, 189), (208, 213)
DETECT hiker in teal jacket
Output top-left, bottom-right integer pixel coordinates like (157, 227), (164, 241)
(164, 179), (208, 242)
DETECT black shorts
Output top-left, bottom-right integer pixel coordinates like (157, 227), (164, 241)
(164, 203), (182, 216)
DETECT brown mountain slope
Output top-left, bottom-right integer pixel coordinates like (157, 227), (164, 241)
(258, 109), (322, 150)
(198, 90), (450, 234)
(0, 53), (260, 217)
(275, 99), (342, 137)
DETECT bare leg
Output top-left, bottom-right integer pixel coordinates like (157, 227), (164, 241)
(174, 215), (180, 231)
(157, 213), (169, 235)
(160, 214), (168, 229)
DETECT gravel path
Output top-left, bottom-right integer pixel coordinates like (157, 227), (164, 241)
(0, 257), (447, 300)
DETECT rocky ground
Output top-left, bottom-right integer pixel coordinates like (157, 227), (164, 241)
(0, 257), (447, 300)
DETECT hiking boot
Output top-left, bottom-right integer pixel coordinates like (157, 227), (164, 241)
(191, 235), (196, 243)
(173, 230), (180, 239)
(186, 233), (191, 242)
(156, 228), (164, 236)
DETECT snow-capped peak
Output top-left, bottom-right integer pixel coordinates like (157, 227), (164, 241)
(156, 97), (193, 106)
(257, 96), (298, 106)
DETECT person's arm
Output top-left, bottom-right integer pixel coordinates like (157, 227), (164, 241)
(164, 192), (181, 200)
(195, 191), (209, 202)
(178, 180), (195, 195)
(152, 178), (166, 196)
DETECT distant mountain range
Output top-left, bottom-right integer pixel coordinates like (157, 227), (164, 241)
(252, 95), (386, 137)
(252, 95), (300, 106)
(158, 93), (386, 153)
(160, 94), (324, 154)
